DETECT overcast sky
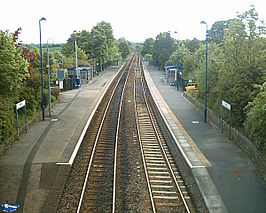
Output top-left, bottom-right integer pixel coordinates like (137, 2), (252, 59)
(1, 0), (265, 44)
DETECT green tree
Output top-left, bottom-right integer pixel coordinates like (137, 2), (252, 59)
(219, 7), (266, 127)
(245, 82), (266, 151)
(62, 32), (90, 67)
(117, 37), (132, 59)
(182, 38), (201, 52)
(153, 32), (175, 69)
(62, 21), (120, 71)
(209, 20), (229, 44)
(141, 38), (154, 57)
(194, 43), (225, 110)
(0, 30), (28, 142)
(92, 21), (119, 70)
(167, 38), (202, 81)
(0, 30), (28, 98)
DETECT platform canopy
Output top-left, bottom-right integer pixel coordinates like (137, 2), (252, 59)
(164, 64), (177, 71)
(67, 66), (92, 71)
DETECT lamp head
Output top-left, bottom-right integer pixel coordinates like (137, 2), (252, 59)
(200, 21), (206, 25)
(40, 17), (46, 22)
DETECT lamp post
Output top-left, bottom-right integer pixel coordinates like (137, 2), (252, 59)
(46, 38), (54, 117)
(39, 17), (46, 121)
(174, 31), (178, 44)
(201, 21), (209, 123)
(75, 40), (79, 79)
(157, 39), (160, 70)
(72, 30), (79, 87)
(91, 30), (95, 80)
(72, 30), (76, 68)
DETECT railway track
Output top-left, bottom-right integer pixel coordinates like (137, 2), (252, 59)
(135, 58), (193, 212)
(76, 55), (136, 212)
(57, 53), (198, 212)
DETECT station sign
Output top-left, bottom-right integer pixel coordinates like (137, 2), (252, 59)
(222, 100), (231, 110)
(15, 100), (27, 137)
(16, 100), (26, 110)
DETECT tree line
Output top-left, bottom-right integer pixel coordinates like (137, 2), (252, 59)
(61, 21), (133, 70)
(0, 21), (132, 152)
(141, 5), (266, 152)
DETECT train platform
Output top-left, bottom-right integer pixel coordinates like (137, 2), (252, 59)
(144, 65), (266, 213)
(0, 65), (122, 213)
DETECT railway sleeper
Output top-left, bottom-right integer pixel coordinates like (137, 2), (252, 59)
(89, 172), (110, 178)
(154, 195), (179, 200)
(92, 158), (114, 163)
(89, 177), (113, 185)
(146, 162), (166, 166)
(144, 151), (162, 155)
(147, 167), (168, 171)
(145, 157), (164, 161)
(143, 144), (160, 148)
(146, 160), (165, 164)
(149, 176), (172, 181)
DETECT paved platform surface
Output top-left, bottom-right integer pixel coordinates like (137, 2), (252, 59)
(145, 65), (266, 213)
(0, 65), (121, 212)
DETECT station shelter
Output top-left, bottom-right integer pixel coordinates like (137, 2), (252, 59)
(164, 65), (178, 85)
(164, 64), (185, 90)
(67, 66), (92, 86)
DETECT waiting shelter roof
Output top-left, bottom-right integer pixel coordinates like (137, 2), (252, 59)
(68, 66), (92, 71)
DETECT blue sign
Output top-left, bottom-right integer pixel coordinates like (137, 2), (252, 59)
(0, 202), (20, 212)
(57, 69), (66, 81)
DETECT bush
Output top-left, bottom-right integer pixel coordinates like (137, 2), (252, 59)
(0, 97), (16, 144)
(245, 82), (266, 151)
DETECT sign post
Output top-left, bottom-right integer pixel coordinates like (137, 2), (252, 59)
(221, 100), (232, 138)
(15, 100), (27, 137)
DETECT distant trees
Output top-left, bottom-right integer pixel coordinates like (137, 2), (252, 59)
(141, 38), (154, 56)
(152, 32), (176, 69)
(62, 21), (128, 70)
(117, 37), (132, 59)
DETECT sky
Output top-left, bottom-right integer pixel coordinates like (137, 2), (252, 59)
(1, 0), (265, 44)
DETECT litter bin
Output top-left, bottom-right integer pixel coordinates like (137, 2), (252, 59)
(75, 78), (81, 88)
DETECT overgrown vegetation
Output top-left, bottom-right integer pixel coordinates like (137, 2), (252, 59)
(141, 5), (266, 152)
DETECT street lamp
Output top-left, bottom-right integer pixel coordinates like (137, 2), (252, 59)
(72, 30), (76, 68)
(157, 39), (160, 70)
(91, 30), (95, 80)
(72, 30), (79, 86)
(75, 40), (79, 79)
(174, 31), (178, 44)
(39, 17), (46, 121)
(46, 38), (54, 117)
(201, 21), (209, 123)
